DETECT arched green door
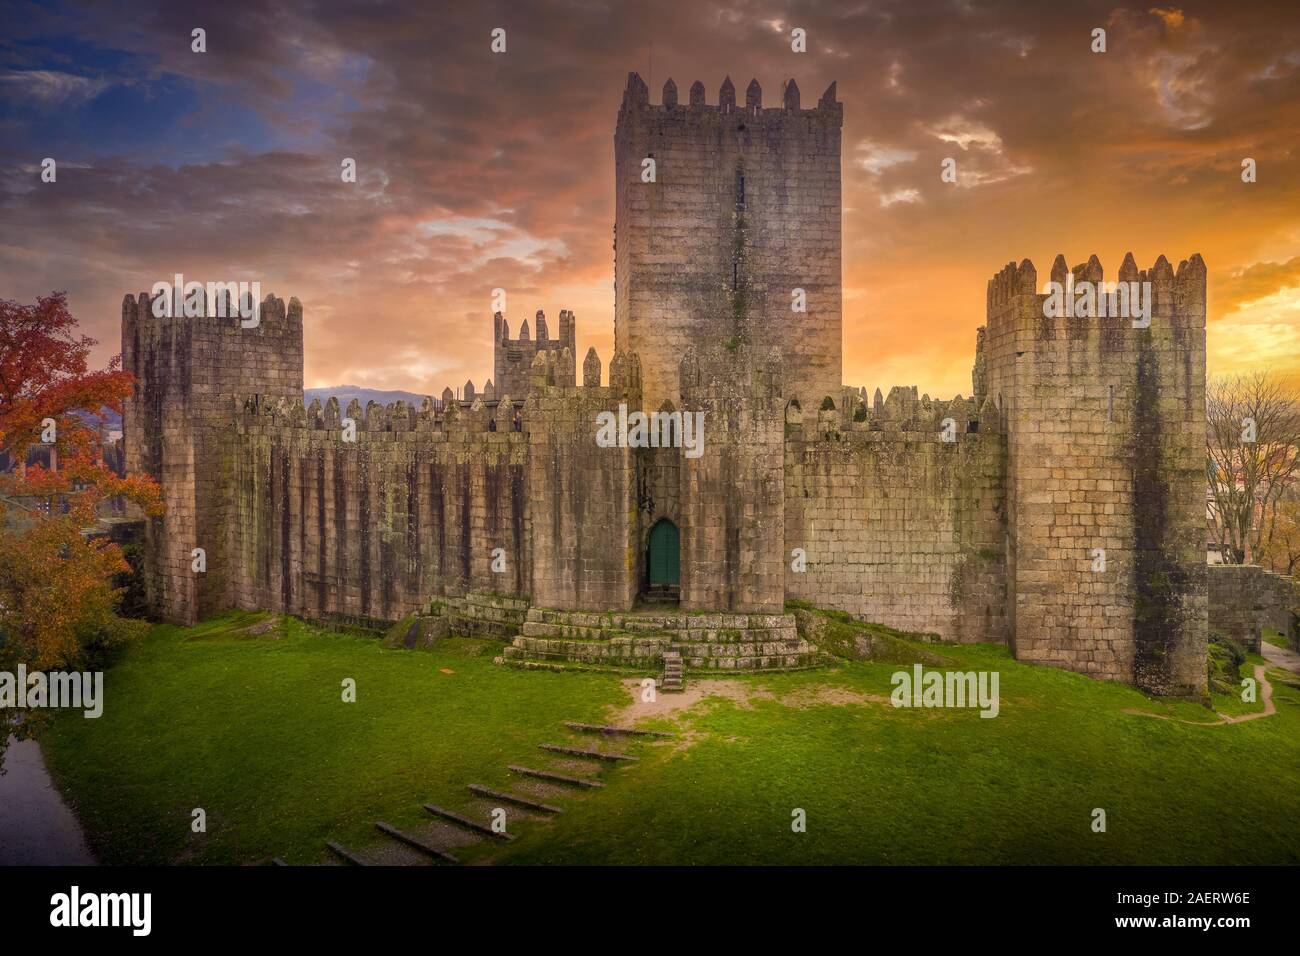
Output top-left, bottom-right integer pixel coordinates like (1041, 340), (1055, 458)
(647, 520), (680, 587)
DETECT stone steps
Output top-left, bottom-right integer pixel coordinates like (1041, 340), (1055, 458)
(325, 841), (368, 866)
(539, 742), (638, 763)
(503, 634), (667, 667)
(423, 803), (517, 841)
(508, 764), (605, 789)
(467, 784), (563, 815)
(495, 655), (652, 675)
(520, 620), (670, 640)
(562, 721), (674, 738)
(513, 631), (670, 652)
(524, 607), (793, 631)
(501, 606), (817, 673)
(297, 714), (674, 866)
(374, 821), (460, 863)
(662, 650), (684, 692)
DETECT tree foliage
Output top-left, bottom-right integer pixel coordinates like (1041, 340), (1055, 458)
(0, 292), (162, 679)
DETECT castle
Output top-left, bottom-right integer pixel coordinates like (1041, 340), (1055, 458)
(121, 73), (1209, 696)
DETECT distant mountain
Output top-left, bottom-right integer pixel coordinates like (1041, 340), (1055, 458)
(303, 385), (432, 409)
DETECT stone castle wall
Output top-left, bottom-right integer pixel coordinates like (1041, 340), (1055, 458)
(525, 349), (641, 612)
(121, 272), (1209, 696)
(678, 345), (787, 614)
(783, 393), (1007, 642)
(1208, 564), (1300, 652)
(614, 73), (842, 412)
(230, 393), (528, 624)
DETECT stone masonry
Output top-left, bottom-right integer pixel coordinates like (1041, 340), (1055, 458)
(1208, 563), (1300, 652)
(614, 74), (842, 411)
(121, 72), (1212, 695)
(494, 309), (576, 400)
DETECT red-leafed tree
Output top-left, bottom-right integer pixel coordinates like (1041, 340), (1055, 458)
(0, 292), (162, 691)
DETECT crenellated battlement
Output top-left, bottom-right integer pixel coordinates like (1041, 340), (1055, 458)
(984, 251), (1207, 335)
(790, 386), (1001, 439)
(619, 72), (841, 124)
(121, 289), (304, 331)
(235, 392), (526, 438)
(494, 308), (577, 400)
(523, 349), (643, 412)
(495, 308), (575, 348)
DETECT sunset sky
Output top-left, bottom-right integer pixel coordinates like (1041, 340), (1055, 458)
(2, 0), (1299, 400)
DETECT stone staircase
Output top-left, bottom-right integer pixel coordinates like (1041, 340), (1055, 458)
(497, 607), (822, 674)
(661, 651), (684, 692)
(302, 719), (673, 867)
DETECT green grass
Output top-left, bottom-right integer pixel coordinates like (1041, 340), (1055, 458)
(497, 646), (1300, 865)
(40, 612), (622, 865)
(39, 613), (1300, 865)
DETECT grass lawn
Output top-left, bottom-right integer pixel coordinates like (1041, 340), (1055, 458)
(40, 613), (623, 865)
(40, 612), (1300, 865)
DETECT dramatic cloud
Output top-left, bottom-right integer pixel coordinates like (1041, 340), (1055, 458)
(2, 0), (1299, 397)
(0, 70), (111, 106)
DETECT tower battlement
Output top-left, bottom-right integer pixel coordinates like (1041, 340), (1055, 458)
(494, 308), (577, 398)
(620, 72), (842, 121)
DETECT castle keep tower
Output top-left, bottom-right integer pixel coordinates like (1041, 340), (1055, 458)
(614, 73), (843, 410)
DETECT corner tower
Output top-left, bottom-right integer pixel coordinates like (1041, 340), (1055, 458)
(122, 291), (304, 624)
(981, 253), (1208, 697)
(614, 73), (843, 410)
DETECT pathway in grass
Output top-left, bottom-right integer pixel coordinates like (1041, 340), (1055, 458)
(1263, 641), (1300, 675)
(1124, 664), (1279, 725)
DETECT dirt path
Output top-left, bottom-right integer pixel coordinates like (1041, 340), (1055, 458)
(1124, 665), (1276, 726)
(1262, 641), (1300, 675)
(1224, 665), (1276, 723)
(607, 677), (889, 727)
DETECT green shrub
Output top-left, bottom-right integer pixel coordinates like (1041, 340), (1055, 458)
(1206, 632), (1247, 695)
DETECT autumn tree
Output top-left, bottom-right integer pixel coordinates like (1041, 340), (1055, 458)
(1258, 486), (1300, 576)
(0, 293), (162, 758)
(1206, 371), (1300, 566)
